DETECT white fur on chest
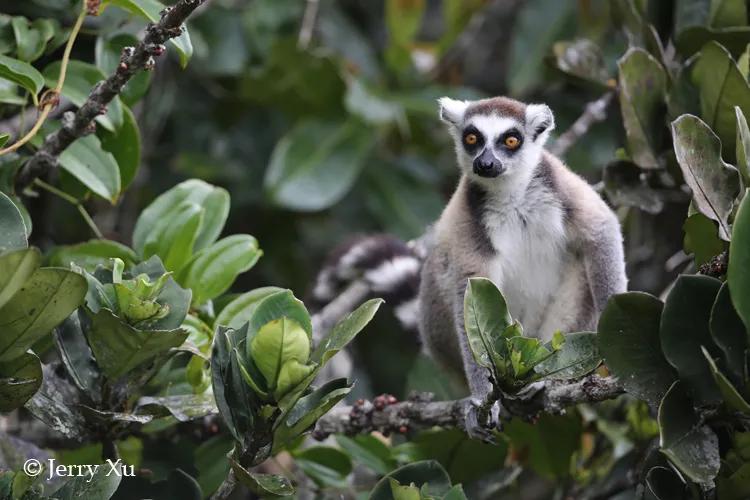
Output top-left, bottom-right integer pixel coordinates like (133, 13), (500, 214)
(483, 194), (568, 331)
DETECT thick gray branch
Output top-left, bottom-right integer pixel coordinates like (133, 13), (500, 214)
(15, 0), (208, 190)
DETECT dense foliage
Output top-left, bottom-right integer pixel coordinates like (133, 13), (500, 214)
(1, 0), (750, 499)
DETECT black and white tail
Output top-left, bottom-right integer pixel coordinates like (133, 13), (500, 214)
(311, 234), (426, 331)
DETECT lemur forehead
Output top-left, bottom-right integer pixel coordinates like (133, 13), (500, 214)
(464, 97), (527, 122)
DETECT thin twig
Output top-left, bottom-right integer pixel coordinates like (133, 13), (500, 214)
(297, 0), (320, 49)
(0, 2), (87, 156)
(549, 91), (615, 157)
(15, 0), (209, 190)
(33, 179), (103, 238)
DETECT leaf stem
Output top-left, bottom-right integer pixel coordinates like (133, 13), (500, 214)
(33, 178), (103, 238)
(0, 1), (88, 156)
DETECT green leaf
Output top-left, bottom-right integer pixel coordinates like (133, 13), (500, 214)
(249, 317), (311, 397)
(0, 191), (28, 250)
(54, 311), (102, 403)
(0, 134), (8, 148)
(660, 275), (723, 404)
(85, 308), (188, 379)
(535, 332), (601, 380)
(264, 118), (374, 211)
(550, 39), (612, 91)
(99, 105), (141, 189)
(0, 54), (43, 95)
(43, 60), (123, 131)
(736, 106), (750, 188)
(598, 292), (677, 406)
(54, 461), (122, 500)
(718, 463), (750, 500)
(337, 435), (397, 476)
(11, 17), (45, 62)
(701, 347), (750, 412)
(710, 0), (747, 29)
(508, 336), (550, 378)
(229, 457), (294, 497)
(730, 190), (750, 331)
(710, 283), (748, 383)
(105, 0), (194, 67)
(311, 298), (383, 365)
(692, 41), (750, 162)
(177, 234), (261, 305)
(683, 212), (725, 265)
(345, 78), (406, 127)
(59, 134), (122, 203)
(0, 351), (41, 412)
(368, 460), (451, 500)
(48, 239), (137, 272)
(386, 0), (425, 47)
(463, 277), (513, 369)
(0, 268), (86, 363)
(136, 394), (217, 421)
(214, 287), (284, 329)
(133, 179), (229, 257)
(672, 114), (741, 240)
(658, 381), (720, 486)
(293, 446), (353, 488)
(617, 48), (667, 168)
(142, 201), (203, 271)
(0, 248), (39, 310)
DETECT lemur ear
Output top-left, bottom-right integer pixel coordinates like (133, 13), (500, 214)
(438, 97), (469, 126)
(526, 104), (555, 143)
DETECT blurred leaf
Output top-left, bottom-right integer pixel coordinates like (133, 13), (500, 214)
(710, 0), (748, 28)
(660, 275), (722, 405)
(369, 460), (451, 500)
(692, 41), (750, 161)
(59, 134), (122, 203)
(550, 38), (611, 90)
(43, 60), (123, 131)
(717, 463), (750, 499)
(311, 298), (383, 364)
(598, 292), (677, 406)
(672, 114), (740, 240)
(191, 6), (248, 76)
(504, 413), (582, 479)
(336, 435), (397, 475)
(603, 160), (664, 214)
(729, 190), (750, 331)
(264, 118), (374, 211)
(11, 17), (45, 62)
(736, 106), (750, 188)
(293, 446), (352, 488)
(229, 457), (294, 497)
(106, 0), (194, 67)
(177, 234), (261, 305)
(710, 283), (748, 383)
(644, 466), (693, 500)
(0, 268), (86, 363)
(617, 48), (666, 169)
(85, 308), (188, 379)
(345, 78), (406, 127)
(0, 351), (41, 412)
(214, 287), (284, 329)
(99, 105), (141, 189)
(133, 179), (229, 257)
(535, 332), (601, 380)
(49, 239), (137, 271)
(0, 248), (39, 310)
(386, 0), (425, 47)
(658, 381), (720, 486)
(701, 346), (750, 412)
(683, 213), (724, 265)
(463, 277), (513, 369)
(0, 54), (43, 95)
(0, 191), (28, 250)
(194, 435), (232, 497)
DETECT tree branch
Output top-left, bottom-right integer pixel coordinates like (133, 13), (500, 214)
(15, 0), (208, 190)
(549, 91), (615, 157)
(314, 375), (623, 438)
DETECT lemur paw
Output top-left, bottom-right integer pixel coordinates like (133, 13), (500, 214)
(463, 398), (501, 444)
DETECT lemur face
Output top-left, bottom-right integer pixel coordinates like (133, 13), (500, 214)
(438, 97), (555, 181)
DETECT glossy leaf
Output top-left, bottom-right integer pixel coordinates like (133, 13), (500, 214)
(658, 381), (720, 486)
(0, 268), (87, 363)
(710, 283), (748, 383)
(264, 118), (374, 211)
(59, 134), (122, 203)
(249, 317), (311, 398)
(337, 435), (396, 476)
(142, 201), (203, 271)
(535, 332), (601, 380)
(177, 234), (261, 305)
(0, 54), (43, 95)
(672, 114), (740, 240)
(214, 287), (284, 329)
(311, 298), (383, 364)
(0, 351), (41, 412)
(0, 248), (39, 310)
(617, 48), (667, 168)
(598, 292), (677, 406)
(463, 277), (513, 369)
(701, 347), (750, 412)
(683, 212), (724, 265)
(730, 190), (750, 331)
(0, 191), (27, 250)
(54, 311), (102, 403)
(229, 457), (294, 497)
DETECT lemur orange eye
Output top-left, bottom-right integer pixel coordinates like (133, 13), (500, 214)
(465, 133), (478, 145)
(504, 136), (520, 149)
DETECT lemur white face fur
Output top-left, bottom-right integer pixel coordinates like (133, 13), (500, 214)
(438, 97), (555, 187)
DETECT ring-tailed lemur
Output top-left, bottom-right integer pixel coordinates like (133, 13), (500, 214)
(313, 96), (627, 439)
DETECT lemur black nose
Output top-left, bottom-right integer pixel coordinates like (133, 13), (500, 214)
(473, 150), (504, 177)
